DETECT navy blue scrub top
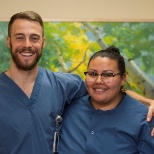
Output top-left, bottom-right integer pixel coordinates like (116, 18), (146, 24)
(0, 67), (87, 154)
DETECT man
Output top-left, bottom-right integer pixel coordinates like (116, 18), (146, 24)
(0, 11), (153, 154)
(0, 11), (87, 154)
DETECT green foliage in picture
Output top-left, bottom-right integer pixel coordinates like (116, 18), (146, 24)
(0, 22), (154, 98)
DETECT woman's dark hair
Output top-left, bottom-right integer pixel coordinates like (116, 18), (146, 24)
(8, 11), (44, 37)
(88, 45), (126, 75)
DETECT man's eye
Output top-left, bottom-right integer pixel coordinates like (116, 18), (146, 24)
(30, 37), (39, 42)
(16, 37), (24, 41)
(103, 73), (113, 77)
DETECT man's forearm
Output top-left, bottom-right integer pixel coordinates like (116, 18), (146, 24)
(126, 90), (151, 106)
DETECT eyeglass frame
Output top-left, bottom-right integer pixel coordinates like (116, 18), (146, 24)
(84, 71), (122, 83)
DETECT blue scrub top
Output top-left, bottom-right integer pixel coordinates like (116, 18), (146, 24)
(0, 67), (87, 154)
(59, 94), (154, 154)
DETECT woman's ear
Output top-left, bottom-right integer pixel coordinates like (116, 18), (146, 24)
(121, 73), (127, 85)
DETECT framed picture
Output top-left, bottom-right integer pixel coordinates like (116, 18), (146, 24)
(0, 21), (154, 98)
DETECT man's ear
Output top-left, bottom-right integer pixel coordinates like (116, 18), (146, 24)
(42, 37), (45, 48)
(6, 36), (11, 48)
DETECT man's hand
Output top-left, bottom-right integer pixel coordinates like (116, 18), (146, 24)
(151, 128), (154, 137)
(126, 90), (154, 137)
(146, 102), (154, 137)
(147, 101), (154, 121)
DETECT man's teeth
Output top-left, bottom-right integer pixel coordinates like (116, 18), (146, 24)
(21, 52), (33, 56)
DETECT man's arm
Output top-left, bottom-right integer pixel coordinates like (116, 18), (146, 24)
(126, 90), (154, 106)
(126, 90), (154, 136)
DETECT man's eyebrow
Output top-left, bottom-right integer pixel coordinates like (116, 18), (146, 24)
(30, 34), (41, 37)
(14, 33), (24, 36)
(14, 33), (40, 37)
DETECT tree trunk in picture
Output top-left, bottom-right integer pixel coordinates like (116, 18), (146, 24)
(82, 22), (154, 98)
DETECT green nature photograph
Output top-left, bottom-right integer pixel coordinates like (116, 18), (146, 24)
(0, 22), (154, 98)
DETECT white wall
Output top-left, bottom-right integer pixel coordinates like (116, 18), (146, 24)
(0, 0), (154, 21)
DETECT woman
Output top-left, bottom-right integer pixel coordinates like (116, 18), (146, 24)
(58, 45), (154, 154)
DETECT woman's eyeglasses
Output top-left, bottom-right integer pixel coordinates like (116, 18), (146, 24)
(84, 71), (121, 84)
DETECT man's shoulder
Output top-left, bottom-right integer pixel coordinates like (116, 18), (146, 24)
(39, 67), (84, 88)
(39, 67), (81, 80)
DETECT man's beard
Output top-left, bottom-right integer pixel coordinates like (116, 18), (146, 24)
(10, 45), (42, 71)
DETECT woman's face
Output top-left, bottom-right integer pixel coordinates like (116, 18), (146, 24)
(85, 56), (126, 110)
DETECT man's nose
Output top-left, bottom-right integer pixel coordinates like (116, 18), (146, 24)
(22, 38), (33, 47)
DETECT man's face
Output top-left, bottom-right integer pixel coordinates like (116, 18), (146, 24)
(7, 19), (45, 71)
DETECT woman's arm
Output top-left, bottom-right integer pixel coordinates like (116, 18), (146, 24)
(126, 90), (154, 136)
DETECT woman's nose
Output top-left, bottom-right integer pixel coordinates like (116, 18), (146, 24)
(95, 74), (104, 83)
